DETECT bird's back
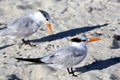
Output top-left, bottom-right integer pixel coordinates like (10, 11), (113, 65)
(41, 45), (87, 68)
(0, 14), (39, 39)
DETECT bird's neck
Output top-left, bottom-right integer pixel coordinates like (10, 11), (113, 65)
(72, 42), (87, 49)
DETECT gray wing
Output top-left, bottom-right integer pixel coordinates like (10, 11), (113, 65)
(7, 15), (34, 28)
(0, 15), (39, 38)
(41, 46), (87, 67)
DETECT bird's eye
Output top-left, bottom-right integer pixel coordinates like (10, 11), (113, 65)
(46, 18), (49, 21)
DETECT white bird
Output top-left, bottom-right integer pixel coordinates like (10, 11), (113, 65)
(0, 10), (52, 46)
(15, 35), (102, 76)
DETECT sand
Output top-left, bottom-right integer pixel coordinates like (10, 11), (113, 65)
(0, 0), (120, 80)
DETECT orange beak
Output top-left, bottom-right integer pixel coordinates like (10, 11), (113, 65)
(46, 22), (52, 33)
(88, 37), (102, 42)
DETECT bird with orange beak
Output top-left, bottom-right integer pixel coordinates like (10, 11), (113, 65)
(0, 10), (52, 46)
(15, 35), (102, 76)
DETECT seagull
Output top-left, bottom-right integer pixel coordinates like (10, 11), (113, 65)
(0, 10), (52, 46)
(15, 35), (102, 76)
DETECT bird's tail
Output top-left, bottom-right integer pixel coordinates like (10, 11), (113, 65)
(15, 58), (45, 64)
(0, 28), (10, 36)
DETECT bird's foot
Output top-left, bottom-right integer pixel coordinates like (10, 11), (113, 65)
(19, 39), (36, 48)
(72, 73), (78, 77)
(67, 68), (78, 77)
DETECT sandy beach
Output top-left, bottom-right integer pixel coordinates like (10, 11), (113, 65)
(0, 0), (120, 80)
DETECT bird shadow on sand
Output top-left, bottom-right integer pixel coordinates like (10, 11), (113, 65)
(0, 44), (14, 50)
(7, 74), (22, 80)
(75, 57), (120, 73)
(31, 23), (108, 43)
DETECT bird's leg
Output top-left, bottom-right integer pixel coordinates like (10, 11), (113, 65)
(67, 67), (77, 77)
(21, 39), (36, 47)
(70, 67), (77, 77)
(22, 39), (29, 44)
(22, 39), (30, 45)
(67, 68), (72, 74)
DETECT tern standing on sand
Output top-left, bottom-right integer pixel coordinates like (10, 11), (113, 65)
(16, 35), (101, 76)
(0, 10), (52, 46)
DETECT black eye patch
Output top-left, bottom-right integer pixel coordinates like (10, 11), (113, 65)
(46, 18), (49, 21)
(82, 40), (87, 42)
(39, 10), (49, 21)
(71, 38), (87, 42)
